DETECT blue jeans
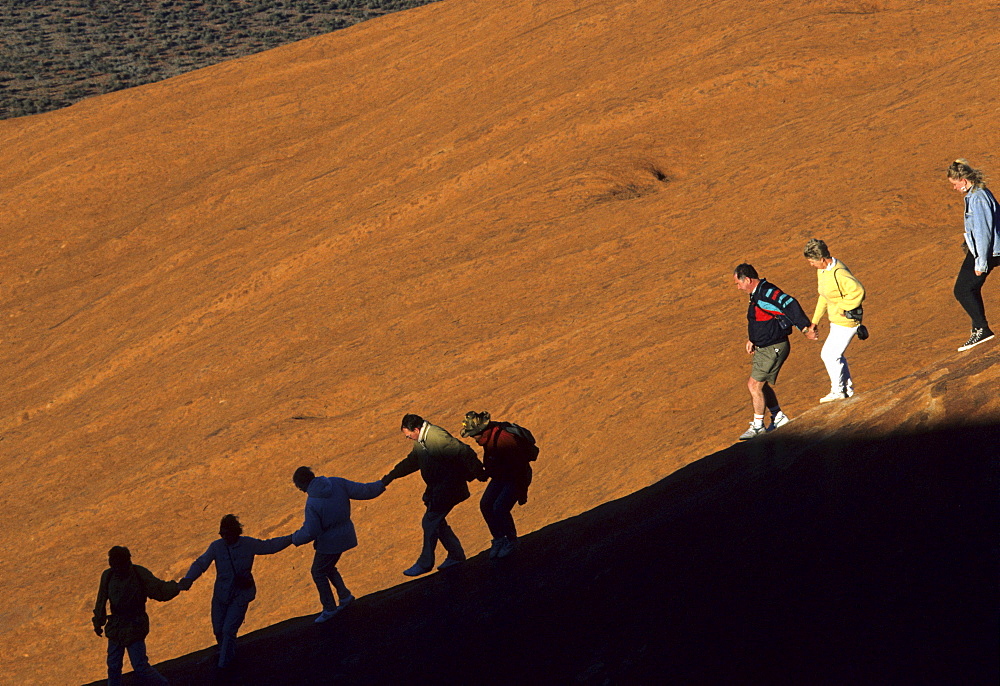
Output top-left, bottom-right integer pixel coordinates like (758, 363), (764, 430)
(480, 479), (519, 540)
(311, 551), (349, 611)
(106, 639), (168, 686)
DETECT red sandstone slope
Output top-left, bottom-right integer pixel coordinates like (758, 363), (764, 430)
(0, 0), (997, 683)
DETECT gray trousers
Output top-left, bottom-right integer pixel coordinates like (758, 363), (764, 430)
(416, 506), (465, 569)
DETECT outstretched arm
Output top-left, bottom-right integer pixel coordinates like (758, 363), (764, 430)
(137, 566), (180, 602)
(292, 504), (322, 546)
(345, 479), (387, 500)
(381, 454), (419, 485)
(250, 535), (294, 555)
(182, 541), (217, 587)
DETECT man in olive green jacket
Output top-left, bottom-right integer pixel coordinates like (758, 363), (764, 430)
(383, 413), (484, 576)
(93, 546), (180, 686)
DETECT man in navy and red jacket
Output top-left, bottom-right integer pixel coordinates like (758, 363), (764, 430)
(733, 263), (816, 440)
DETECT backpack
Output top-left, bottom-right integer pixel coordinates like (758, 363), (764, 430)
(497, 422), (539, 462)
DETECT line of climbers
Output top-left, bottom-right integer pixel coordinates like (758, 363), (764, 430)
(92, 411), (537, 681)
(91, 159), (998, 682)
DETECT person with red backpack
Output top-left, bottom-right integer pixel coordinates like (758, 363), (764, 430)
(461, 411), (538, 559)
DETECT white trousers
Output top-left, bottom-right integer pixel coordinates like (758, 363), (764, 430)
(821, 322), (858, 394)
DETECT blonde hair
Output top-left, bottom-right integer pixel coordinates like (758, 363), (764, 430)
(947, 159), (986, 189)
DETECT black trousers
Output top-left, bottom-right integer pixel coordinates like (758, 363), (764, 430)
(954, 252), (997, 331)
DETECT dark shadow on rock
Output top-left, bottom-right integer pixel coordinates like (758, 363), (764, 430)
(91, 422), (998, 685)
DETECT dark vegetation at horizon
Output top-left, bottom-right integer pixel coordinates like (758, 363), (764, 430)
(0, 0), (440, 120)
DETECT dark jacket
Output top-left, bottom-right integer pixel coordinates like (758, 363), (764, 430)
(384, 423), (484, 511)
(746, 278), (811, 347)
(93, 564), (179, 646)
(291, 476), (385, 554)
(475, 423), (533, 504)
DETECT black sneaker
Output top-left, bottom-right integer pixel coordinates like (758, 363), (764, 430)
(958, 328), (995, 352)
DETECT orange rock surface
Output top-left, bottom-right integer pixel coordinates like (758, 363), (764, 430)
(0, 0), (996, 683)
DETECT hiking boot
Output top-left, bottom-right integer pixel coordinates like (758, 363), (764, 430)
(488, 538), (504, 559)
(403, 564), (432, 577)
(819, 391), (848, 403)
(495, 537), (517, 559)
(767, 412), (790, 432)
(738, 423), (767, 440)
(314, 607), (342, 624)
(437, 558), (464, 571)
(958, 328), (995, 351)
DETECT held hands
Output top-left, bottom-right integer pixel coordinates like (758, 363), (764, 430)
(380, 474), (394, 487)
(804, 324), (819, 341)
(178, 578), (193, 592)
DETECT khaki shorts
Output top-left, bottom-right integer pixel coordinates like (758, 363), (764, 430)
(750, 340), (790, 384)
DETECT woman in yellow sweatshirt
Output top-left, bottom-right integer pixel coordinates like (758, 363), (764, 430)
(804, 239), (866, 402)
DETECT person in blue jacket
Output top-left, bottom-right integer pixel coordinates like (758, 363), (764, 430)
(948, 159), (1000, 351)
(179, 514), (292, 669)
(291, 466), (387, 623)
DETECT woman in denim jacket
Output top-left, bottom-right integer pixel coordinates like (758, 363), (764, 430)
(948, 159), (1000, 351)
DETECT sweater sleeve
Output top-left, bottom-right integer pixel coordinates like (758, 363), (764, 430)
(249, 535), (294, 556)
(811, 294), (828, 325)
(774, 291), (812, 330)
(344, 479), (387, 500)
(183, 541), (217, 583)
(383, 454), (420, 482)
(136, 566), (180, 602)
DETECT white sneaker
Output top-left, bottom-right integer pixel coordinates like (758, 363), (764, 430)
(819, 391), (848, 403)
(767, 413), (790, 432)
(738, 423), (767, 440)
(314, 607), (341, 624)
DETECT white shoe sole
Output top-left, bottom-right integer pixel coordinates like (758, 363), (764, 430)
(958, 333), (995, 351)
